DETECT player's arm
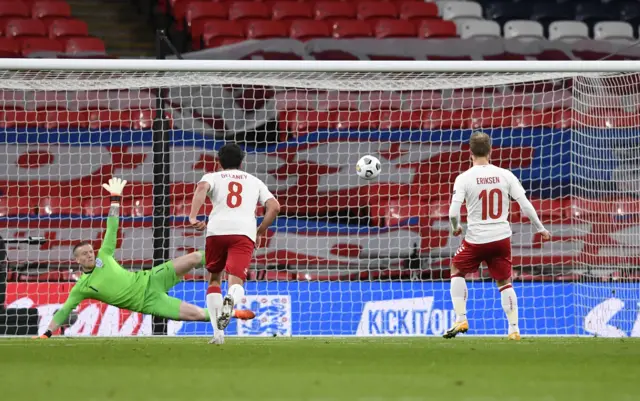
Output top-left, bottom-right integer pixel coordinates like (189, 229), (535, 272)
(257, 181), (280, 237)
(507, 172), (550, 239)
(448, 176), (465, 236)
(37, 288), (84, 338)
(100, 177), (127, 256)
(188, 177), (212, 231)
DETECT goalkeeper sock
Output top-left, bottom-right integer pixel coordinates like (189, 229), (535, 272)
(206, 285), (223, 333)
(228, 284), (245, 306)
(450, 275), (468, 322)
(499, 284), (519, 334)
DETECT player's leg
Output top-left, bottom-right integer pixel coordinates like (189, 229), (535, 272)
(204, 235), (227, 344)
(487, 237), (520, 340)
(171, 251), (205, 278)
(444, 240), (480, 339)
(218, 235), (254, 330)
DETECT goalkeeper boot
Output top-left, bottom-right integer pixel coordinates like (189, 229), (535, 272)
(443, 319), (469, 339)
(217, 294), (234, 330)
(233, 309), (256, 320)
(209, 333), (225, 345)
(508, 332), (521, 341)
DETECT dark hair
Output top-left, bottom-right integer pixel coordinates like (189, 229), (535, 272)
(72, 241), (92, 255)
(469, 131), (491, 158)
(218, 143), (244, 170)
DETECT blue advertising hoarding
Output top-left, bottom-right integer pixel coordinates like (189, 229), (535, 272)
(167, 281), (640, 337)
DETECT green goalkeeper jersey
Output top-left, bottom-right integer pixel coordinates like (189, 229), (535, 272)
(52, 215), (150, 325)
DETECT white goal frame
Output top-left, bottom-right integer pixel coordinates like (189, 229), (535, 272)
(1, 59), (639, 338)
(0, 59), (639, 72)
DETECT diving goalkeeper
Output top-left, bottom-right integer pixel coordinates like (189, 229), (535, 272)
(37, 177), (254, 338)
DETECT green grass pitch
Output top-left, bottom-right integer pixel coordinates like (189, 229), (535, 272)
(1, 337), (639, 401)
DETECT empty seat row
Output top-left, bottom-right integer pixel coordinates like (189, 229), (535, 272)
(4, 193), (638, 225)
(200, 19), (457, 46)
(371, 195), (640, 227)
(0, 18), (87, 39)
(506, 20), (639, 42)
(0, 196), (211, 217)
(1, 18), (96, 41)
(281, 108), (640, 135)
(3, 107), (638, 134)
(485, 1), (640, 27)
(458, 19), (640, 42)
(0, 108), (153, 127)
(175, 1), (440, 30)
(0, 0), (71, 20)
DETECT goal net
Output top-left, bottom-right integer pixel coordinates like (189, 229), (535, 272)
(1, 60), (639, 337)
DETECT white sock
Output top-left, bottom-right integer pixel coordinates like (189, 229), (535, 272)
(228, 284), (245, 307)
(450, 276), (468, 322)
(500, 284), (519, 334)
(206, 291), (224, 336)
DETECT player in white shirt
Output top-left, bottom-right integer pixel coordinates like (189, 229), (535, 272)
(189, 143), (281, 344)
(445, 132), (551, 340)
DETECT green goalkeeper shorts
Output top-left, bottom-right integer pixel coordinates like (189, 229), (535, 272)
(141, 261), (183, 320)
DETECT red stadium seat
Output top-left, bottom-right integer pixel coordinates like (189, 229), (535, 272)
(171, 197), (213, 216)
(37, 197), (82, 216)
(419, 109), (464, 129)
(31, 1), (71, 20)
(523, 198), (571, 224)
(575, 108), (640, 128)
(64, 37), (106, 54)
(0, 1), (29, 32)
(511, 108), (569, 128)
(271, 1), (312, 21)
(314, 1), (356, 21)
(202, 20), (245, 48)
(569, 197), (617, 222)
(170, 0), (192, 30)
(357, 1), (397, 22)
(48, 18), (88, 38)
(82, 198), (110, 216)
(465, 109), (514, 129)
(246, 20), (288, 39)
(1, 109), (40, 127)
(228, 2), (270, 21)
(289, 19), (330, 40)
(124, 197), (154, 217)
(417, 19), (457, 38)
(39, 109), (89, 129)
(428, 197), (467, 221)
(0, 37), (20, 57)
(374, 19), (416, 38)
(21, 37), (63, 55)
(398, 1), (438, 21)
(370, 198), (429, 227)
(0, 197), (32, 216)
(332, 20), (372, 38)
(5, 18), (46, 38)
(185, 2), (227, 42)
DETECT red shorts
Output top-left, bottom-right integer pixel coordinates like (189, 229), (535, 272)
(451, 237), (512, 281)
(205, 235), (254, 281)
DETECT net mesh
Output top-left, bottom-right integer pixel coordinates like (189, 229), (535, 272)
(1, 68), (639, 337)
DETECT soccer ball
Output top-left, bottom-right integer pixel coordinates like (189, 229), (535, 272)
(355, 155), (382, 180)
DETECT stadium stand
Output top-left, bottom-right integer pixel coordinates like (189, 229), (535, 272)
(0, 0), (105, 57)
(3, 0), (640, 284)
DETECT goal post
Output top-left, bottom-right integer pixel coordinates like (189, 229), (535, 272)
(0, 59), (639, 337)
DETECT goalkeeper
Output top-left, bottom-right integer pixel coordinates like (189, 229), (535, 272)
(37, 177), (254, 338)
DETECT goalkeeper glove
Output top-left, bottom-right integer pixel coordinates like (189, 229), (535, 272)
(33, 330), (52, 339)
(102, 177), (127, 201)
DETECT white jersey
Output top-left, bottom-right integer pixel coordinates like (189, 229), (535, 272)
(451, 164), (526, 244)
(199, 169), (275, 242)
